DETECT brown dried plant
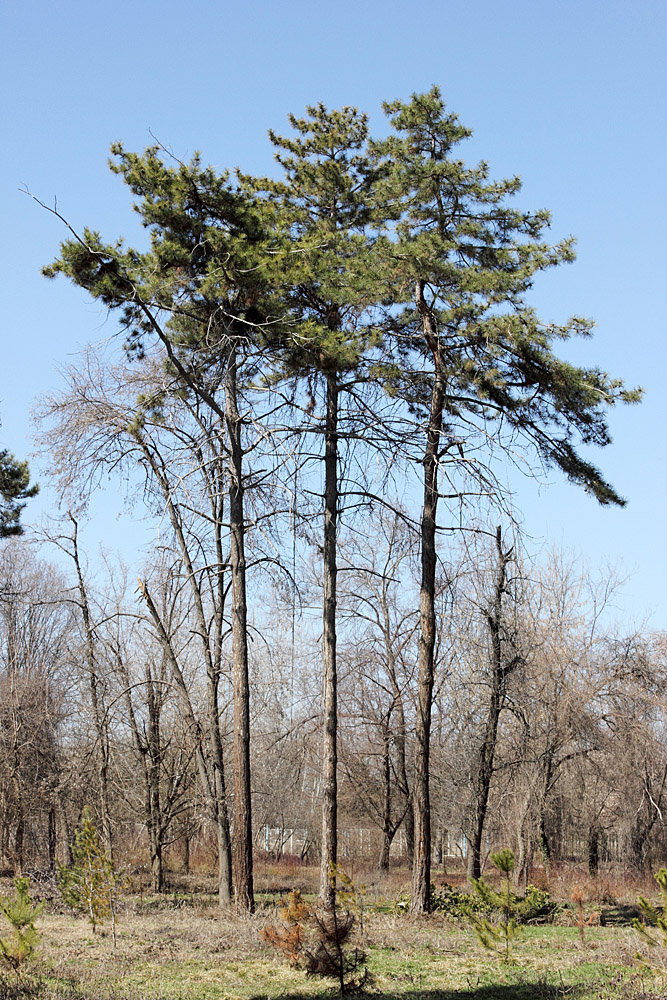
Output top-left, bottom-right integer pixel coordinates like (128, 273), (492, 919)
(260, 889), (308, 965)
(571, 885), (596, 943)
(261, 874), (367, 995)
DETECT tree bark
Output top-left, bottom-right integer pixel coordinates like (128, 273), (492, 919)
(467, 527), (514, 882)
(411, 279), (446, 914)
(320, 373), (338, 910)
(48, 807), (57, 872)
(226, 346), (254, 913)
(379, 723), (393, 871)
(587, 825), (600, 876)
(137, 575), (232, 905)
(69, 516), (114, 859)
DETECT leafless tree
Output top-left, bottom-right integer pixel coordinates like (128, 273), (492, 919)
(0, 543), (71, 872)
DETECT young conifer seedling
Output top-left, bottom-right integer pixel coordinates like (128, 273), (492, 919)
(468, 849), (521, 962)
(0, 877), (44, 973)
(634, 867), (667, 972)
(57, 807), (128, 946)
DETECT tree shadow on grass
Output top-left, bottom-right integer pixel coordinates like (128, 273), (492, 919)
(249, 985), (589, 1000)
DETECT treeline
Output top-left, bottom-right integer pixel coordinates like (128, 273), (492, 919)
(8, 87), (649, 912)
(0, 536), (664, 897)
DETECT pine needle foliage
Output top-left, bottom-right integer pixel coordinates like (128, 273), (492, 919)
(0, 452), (38, 539)
(467, 849), (522, 962)
(0, 879), (43, 973)
(57, 808), (127, 945)
(634, 867), (667, 971)
(261, 868), (367, 995)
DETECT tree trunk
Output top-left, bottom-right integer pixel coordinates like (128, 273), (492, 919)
(466, 679), (503, 881)
(137, 576), (232, 906)
(384, 612), (413, 864)
(226, 347), (255, 913)
(183, 830), (190, 874)
(69, 516), (114, 859)
(13, 815), (24, 875)
(411, 280), (446, 914)
(48, 807), (57, 872)
(320, 373), (338, 910)
(466, 527), (514, 882)
(588, 826), (600, 877)
(379, 724), (392, 871)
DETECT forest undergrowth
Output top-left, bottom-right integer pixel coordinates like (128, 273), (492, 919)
(2, 864), (666, 1000)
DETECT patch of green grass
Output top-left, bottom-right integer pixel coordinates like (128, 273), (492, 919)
(29, 907), (667, 1000)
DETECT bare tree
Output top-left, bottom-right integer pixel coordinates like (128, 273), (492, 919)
(338, 511), (418, 869)
(0, 544), (71, 872)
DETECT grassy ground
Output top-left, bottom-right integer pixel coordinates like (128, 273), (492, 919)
(3, 864), (667, 1000)
(15, 901), (667, 1000)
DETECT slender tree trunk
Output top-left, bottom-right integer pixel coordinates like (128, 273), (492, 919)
(467, 691), (502, 881)
(206, 663), (233, 907)
(146, 687), (165, 893)
(587, 825), (600, 877)
(13, 815), (24, 875)
(384, 611), (413, 863)
(320, 372), (338, 910)
(411, 280), (445, 914)
(69, 516), (114, 858)
(226, 347), (254, 913)
(57, 792), (73, 866)
(538, 753), (554, 866)
(48, 807), (57, 872)
(379, 723), (393, 871)
(182, 830), (190, 874)
(467, 527), (513, 882)
(137, 576), (232, 905)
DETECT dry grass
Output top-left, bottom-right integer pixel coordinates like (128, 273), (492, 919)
(2, 862), (666, 999)
(21, 901), (666, 1000)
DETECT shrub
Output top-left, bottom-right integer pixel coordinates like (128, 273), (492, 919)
(0, 878), (43, 973)
(57, 807), (127, 946)
(261, 868), (366, 995)
(634, 866), (667, 971)
(394, 878), (551, 924)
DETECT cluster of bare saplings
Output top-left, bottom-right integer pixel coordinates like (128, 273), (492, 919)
(6, 91), (653, 914)
(0, 532), (664, 905)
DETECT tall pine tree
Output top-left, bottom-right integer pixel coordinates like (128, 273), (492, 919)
(373, 87), (640, 910)
(255, 105), (386, 907)
(43, 147), (278, 910)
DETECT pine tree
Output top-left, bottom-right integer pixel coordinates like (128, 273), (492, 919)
(255, 105), (386, 907)
(372, 87), (640, 911)
(57, 807), (126, 944)
(0, 450), (38, 539)
(41, 148), (279, 911)
(468, 849), (521, 961)
(634, 867), (667, 967)
(0, 877), (44, 972)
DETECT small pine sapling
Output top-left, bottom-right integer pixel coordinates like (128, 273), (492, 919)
(260, 889), (308, 964)
(468, 849), (521, 962)
(57, 807), (128, 946)
(261, 867), (366, 995)
(634, 867), (667, 971)
(570, 885), (596, 943)
(0, 877), (44, 973)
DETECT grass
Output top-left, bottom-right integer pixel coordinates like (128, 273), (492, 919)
(14, 904), (667, 1000)
(3, 864), (666, 1000)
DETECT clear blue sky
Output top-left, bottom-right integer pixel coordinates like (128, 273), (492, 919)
(1, 0), (665, 628)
